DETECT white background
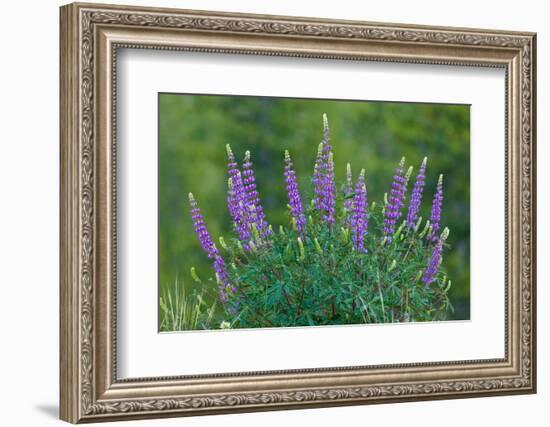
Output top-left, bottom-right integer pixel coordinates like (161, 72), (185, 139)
(118, 50), (505, 377)
(0, 0), (546, 426)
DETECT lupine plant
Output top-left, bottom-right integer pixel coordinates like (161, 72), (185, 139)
(188, 114), (453, 329)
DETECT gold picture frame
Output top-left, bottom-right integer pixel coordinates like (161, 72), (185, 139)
(60, 2), (536, 423)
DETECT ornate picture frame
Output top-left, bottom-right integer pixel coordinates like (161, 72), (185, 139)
(60, 2), (536, 423)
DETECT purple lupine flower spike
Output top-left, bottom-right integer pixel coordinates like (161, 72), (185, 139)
(406, 157), (427, 228)
(422, 238), (443, 285)
(284, 150), (306, 232)
(312, 142), (324, 211)
(350, 169), (368, 252)
(188, 193), (232, 302)
(213, 255), (231, 303)
(227, 174), (250, 245)
(226, 144), (250, 243)
(189, 192), (218, 259)
(312, 113), (335, 226)
(427, 174), (444, 242)
(242, 150), (269, 238)
(343, 163), (354, 226)
(383, 157), (407, 243)
(320, 114), (335, 224)
(226, 178), (237, 225)
(323, 151), (336, 226)
(422, 227), (449, 284)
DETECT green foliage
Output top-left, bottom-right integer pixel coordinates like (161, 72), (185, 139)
(220, 200), (452, 329)
(159, 277), (217, 332)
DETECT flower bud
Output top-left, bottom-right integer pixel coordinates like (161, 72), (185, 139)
(297, 237), (305, 261)
(414, 216), (423, 232)
(190, 267), (201, 283)
(346, 163), (352, 185)
(393, 220), (406, 240)
(340, 227), (350, 244)
(419, 220), (431, 238)
(405, 166), (414, 183)
(284, 243), (292, 261)
(219, 236), (228, 251)
(314, 238), (323, 255)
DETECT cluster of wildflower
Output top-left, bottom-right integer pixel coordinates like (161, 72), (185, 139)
(188, 193), (234, 302)
(188, 114), (449, 306)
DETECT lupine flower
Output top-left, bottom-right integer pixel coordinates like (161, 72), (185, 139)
(226, 178), (238, 227)
(422, 238), (442, 284)
(350, 169), (368, 252)
(427, 174), (444, 242)
(406, 157), (427, 228)
(242, 150), (269, 238)
(422, 227), (449, 284)
(227, 176), (250, 246)
(312, 114), (335, 226)
(323, 152), (336, 225)
(284, 150), (306, 232)
(383, 157), (407, 242)
(342, 163), (354, 227)
(312, 142), (324, 211)
(320, 115), (335, 225)
(226, 144), (250, 243)
(214, 255), (234, 303)
(189, 193), (232, 302)
(189, 192), (218, 259)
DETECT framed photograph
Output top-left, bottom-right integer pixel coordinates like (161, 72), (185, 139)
(60, 2), (537, 423)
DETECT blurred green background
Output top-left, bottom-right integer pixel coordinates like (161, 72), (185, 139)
(159, 94), (470, 320)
